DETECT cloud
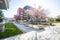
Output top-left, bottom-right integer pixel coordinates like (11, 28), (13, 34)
(4, 0), (60, 18)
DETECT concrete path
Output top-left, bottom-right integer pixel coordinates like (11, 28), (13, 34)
(13, 22), (34, 32)
(13, 22), (45, 33)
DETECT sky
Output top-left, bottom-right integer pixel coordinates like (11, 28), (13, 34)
(3, 0), (60, 18)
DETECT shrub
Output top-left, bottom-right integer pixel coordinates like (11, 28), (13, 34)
(0, 18), (3, 22)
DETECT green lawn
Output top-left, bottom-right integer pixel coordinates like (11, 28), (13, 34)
(53, 22), (60, 23)
(0, 23), (23, 39)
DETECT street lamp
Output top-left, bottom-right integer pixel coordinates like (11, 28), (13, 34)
(0, 0), (9, 32)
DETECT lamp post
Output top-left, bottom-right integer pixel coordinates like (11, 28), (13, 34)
(0, 10), (5, 32)
(0, 0), (9, 32)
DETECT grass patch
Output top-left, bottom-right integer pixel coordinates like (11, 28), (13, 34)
(0, 23), (23, 39)
(53, 22), (60, 23)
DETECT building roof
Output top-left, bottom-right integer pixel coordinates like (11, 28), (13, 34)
(0, 0), (9, 10)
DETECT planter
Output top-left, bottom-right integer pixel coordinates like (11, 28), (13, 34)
(28, 24), (44, 30)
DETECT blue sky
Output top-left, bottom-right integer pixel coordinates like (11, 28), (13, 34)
(3, 0), (60, 18)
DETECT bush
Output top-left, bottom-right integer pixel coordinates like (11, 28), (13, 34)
(0, 18), (3, 22)
(56, 18), (60, 22)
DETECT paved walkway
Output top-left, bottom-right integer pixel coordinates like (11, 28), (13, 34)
(13, 22), (45, 33)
